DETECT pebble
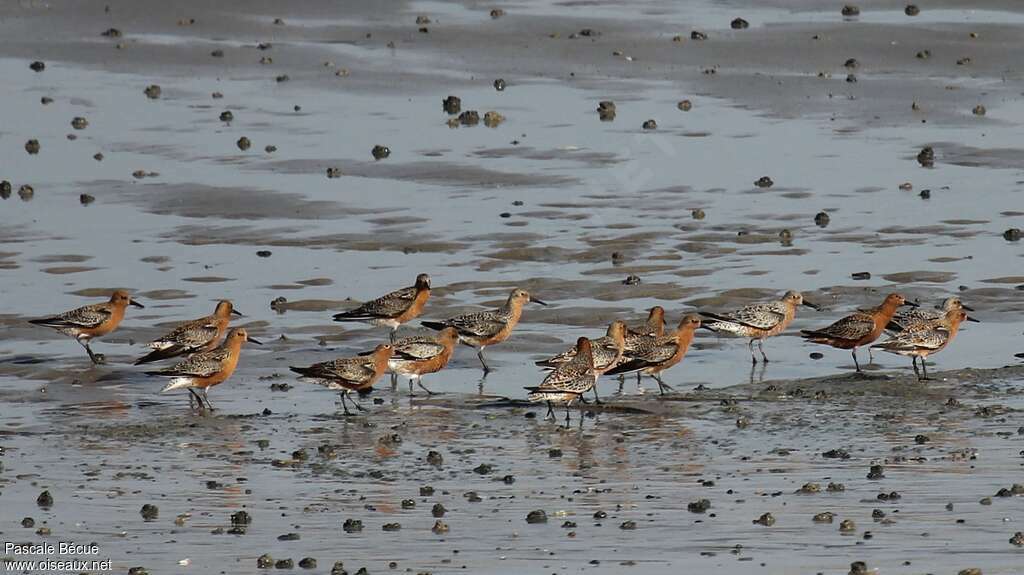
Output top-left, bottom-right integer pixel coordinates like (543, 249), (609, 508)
(372, 145), (391, 160)
(526, 510), (548, 524)
(753, 513), (775, 526)
(809, 352), (824, 360)
(620, 520), (637, 530)
(459, 110), (480, 126)
(144, 85), (162, 99)
(866, 464), (885, 479)
(432, 503), (447, 517)
(839, 519), (857, 533)
(258, 554), (275, 568)
(25, 139), (40, 154)
(94, 153), (104, 161)
(237, 137), (251, 151)
(443, 95), (461, 115)
(841, 5), (860, 16)
(813, 512), (834, 523)
(30, 61), (45, 72)
(1004, 228), (1022, 242)
(0, 180), (10, 200)
(71, 117), (89, 130)
(483, 111), (505, 127)
(343, 518), (363, 533)
(731, 18), (749, 29)
(642, 119), (657, 130)
(692, 208), (705, 220)
(299, 558), (317, 569)
(688, 499), (711, 513)
(844, 58), (859, 69)
(140, 504), (159, 520)
(432, 520), (449, 534)
(754, 176), (773, 188)
(382, 523), (401, 531)
(1010, 532), (1024, 546)
(973, 105), (986, 116)
(494, 78), (506, 91)
(490, 8), (505, 18)
(18, 185), (35, 201)
(36, 490), (53, 508)
(21, 517), (35, 528)
(851, 272), (871, 280)
(326, 167), (342, 178)
(622, 275), (641, 286)
(917, 146), (935, 166)
(275, 559), (294, 569)
(231, 510), (251, 525)
(814, 211), (830, 227)
(677, 99), (692, 111)
(691, 30), (707, 40)
(220, 111), (234, 122)
(905, 4), (920, 16)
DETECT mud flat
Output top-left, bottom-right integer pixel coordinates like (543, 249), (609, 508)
(2, 0), (1024, 573)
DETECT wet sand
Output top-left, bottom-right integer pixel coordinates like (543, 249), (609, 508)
(2, 1), (1024, 573)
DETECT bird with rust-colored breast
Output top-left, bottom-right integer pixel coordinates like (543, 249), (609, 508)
(135, 300), (243, 365)
(29, 289), (144, 364)
(388, 327), (460, 396)
(146, 327), (262, 410)
(606, 314), (702, 395)
(333, 273), (431, 342)
(701, 290), (820, 364)
(290, 344), (394, 416)
(801, 293), (916, 372)
(422, 287), (547, 373)
(872, 308), (977, 380)
(536, 320), (626, 380)
(887, 297), (973, 333)
(526, 337), (597, 426)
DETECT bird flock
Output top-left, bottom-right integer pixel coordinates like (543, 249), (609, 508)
(27, 275), (978, 423)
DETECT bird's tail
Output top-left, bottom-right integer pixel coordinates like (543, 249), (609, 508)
(135, 345), (186, 365)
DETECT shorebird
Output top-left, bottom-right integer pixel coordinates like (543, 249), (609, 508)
(618, 306), (666, 388)
(29, 289), (144, 364)
(606, 314), (702, 395)
(388, 327), (459, 396)
(421, 288), (547, 373)
(887, 297), (973, 333)
(872, 309), (977, 380)
(801, 293), (916, 372)
(146, 327), (261, 410)
(535, 320), (626, 378)
(135, 300), (242, 365)
(700, 290), (820, 364)
(526, 337), (597, 425)
(333, 273), (431, 342)
(290, 344), (394, 415)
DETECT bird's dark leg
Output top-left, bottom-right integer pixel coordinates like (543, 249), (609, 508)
(912, 356), (920, 380)
(340, 392), (353, 416)
(592, 384), (602, 405)
(920, 358), (931, 381)
(476, 347), (491, 373)
(389, 330), (397, 344)
(200, 387), (215, 411)
(390, 372), (398, 389)
(408, 378), (415, 397)
(80, 340), (104, 364)
(545, 401), (555, 421)
(652, 373), (674, 395)
(757, 339), (769, 363)
(868, 346), (875, 364)
(564, 405), (571, 428)
(748, 339), (758, 365)
(417, 376), (437, 395)
(187, 388), (201, 410)
(852, 348), (862, 373)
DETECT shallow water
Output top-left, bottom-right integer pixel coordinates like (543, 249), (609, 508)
(2, 0), (1024, 573)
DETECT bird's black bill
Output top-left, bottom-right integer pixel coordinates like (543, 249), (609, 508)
(130, 299), (145, 309)
(247, 337), (263, 345)
(531, 298), (548, 306)
(903, 301), (920, 308)
(232, 309), (244, 316)
(961, 304), (975, 312)
(802, 301), (822, 311)
(965, 315), (980, 323)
